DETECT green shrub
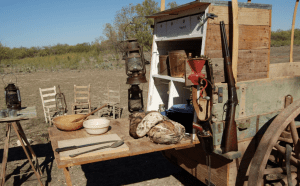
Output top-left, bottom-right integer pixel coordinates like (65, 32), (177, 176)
(271, 29), (300, 47)
(0, 51), (124, 73)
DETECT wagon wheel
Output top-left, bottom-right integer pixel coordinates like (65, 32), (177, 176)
(248, 97), (300, 185)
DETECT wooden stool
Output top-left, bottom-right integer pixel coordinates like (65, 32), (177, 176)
(0, 117), (43, 185)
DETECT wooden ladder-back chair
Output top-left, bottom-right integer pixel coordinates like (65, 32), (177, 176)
(72, 84), (91, 114)
(98, 84), (122, 119)
(39, 86), (57, 125)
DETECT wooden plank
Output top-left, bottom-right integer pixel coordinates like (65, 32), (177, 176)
(209, 6), (270, 26)
(205, 24), (270, 51)
(290, 0), (299, 62)
(75, 97), (88, 100)
(206, 49), (269, 82)
(42, 93), (56, 97)
(44, 99), (56, 103)
(48, 119), (200, 168)
(267, 9), (272, 78)
(75, 86), (88, 89)
(162, 145), (230, 186)
(58, 134), (129, 160)
(146, 1), (210, 18)
(0, 106), (37, 121)
(237, 72), (268, 81)
(75, 91), (89, 94)
(40, 86), (56, 92)
(232, 0), (239, 81)
(269, 62), (300, 78)
(1, 123), (11, 186)
(160, 0), (165, 11)
(63, 167), (72, 186)
(237, 49), (269, 75)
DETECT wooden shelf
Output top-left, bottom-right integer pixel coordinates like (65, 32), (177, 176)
(152, 74), (185, 83)
(155, 35), (203, 42)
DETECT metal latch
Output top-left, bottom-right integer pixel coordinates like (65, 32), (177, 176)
(218, 87), (223, 103)
(199, 13), (218, 27)
(206, 13), (218, 19)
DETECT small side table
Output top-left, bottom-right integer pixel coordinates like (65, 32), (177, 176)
(0, 107), (43, 186)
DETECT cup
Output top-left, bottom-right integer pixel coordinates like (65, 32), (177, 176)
(0, 109), (7, 118)
(8, 109), (17, 118)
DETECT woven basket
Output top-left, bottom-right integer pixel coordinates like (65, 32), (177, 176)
(52, 114), (85, 131)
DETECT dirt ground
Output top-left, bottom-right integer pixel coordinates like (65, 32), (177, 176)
(0, 45), (297, 186)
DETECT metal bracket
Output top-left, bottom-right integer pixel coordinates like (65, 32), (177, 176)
(218, 87), (223, 103)
(205, 179), (216, 186)
(206, 13), (218, 19)
(237, 119), (250, 130)
(286, 144), (292, 186)
(199, 13), (218, 28)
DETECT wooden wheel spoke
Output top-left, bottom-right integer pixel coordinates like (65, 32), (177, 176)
(273, 173), (297, 186)
(264, 167), (297, 175)
(289, 121), (299, 147)
(274, 144), (299, 166)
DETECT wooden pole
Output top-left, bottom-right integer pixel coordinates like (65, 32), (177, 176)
(161, 0), (165, 11)
(290, 0), (299, 62)
(247, 0), (251, 3)
(232, 0), (239, 81)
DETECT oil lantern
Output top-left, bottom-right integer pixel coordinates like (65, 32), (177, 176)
(128, 85), (144, 112)
(55, 85), (67, 115)
(125, 38), (147, 85)
(3, 74), (21, 110)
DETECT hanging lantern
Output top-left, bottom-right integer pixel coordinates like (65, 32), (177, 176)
(128, 85), (144, 112)
(55, 85), (67, 115)
(125, 38), (147, 85)
(3, 74), (21, 110)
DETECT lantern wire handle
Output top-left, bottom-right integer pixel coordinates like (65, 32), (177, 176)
(2, 73), (17, 87)
(56, 85), (67, 112)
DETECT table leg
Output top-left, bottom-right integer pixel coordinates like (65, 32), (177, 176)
(0, 123), (11, 186)
(113, 105), (115, 119)
(15, 121), (42, 176)
(11, 122), (44, 186)
(63, 167), (72, 186)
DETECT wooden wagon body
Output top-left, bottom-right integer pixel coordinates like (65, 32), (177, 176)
(147, 0), (300, 185)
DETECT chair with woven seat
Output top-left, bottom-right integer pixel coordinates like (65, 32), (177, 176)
(72, 84), (91, 114)
(98, 84), (122, 119)
(39, 86), (57, 125)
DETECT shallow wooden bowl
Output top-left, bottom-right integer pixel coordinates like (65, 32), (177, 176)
(52, 114), (85, 131)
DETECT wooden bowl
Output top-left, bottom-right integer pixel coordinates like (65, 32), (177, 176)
(52, 114), (85, 131)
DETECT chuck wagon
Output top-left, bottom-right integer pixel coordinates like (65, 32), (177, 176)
(146, 0), (300, 185)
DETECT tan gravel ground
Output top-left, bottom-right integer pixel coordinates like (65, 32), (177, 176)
(0, 45), (296, 186)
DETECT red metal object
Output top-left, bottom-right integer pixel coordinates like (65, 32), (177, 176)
(187, 58), (206, 85)
(192, 123), (203, 133)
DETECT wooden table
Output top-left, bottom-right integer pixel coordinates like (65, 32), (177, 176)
(49, 118), (199, 186)
(0, 106), (44, 186)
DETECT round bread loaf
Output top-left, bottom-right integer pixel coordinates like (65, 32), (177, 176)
(148, 120), (185, 144)
(129, 111), (164, 138)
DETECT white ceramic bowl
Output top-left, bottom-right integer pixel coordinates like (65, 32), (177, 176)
(83, 118), (110, 135)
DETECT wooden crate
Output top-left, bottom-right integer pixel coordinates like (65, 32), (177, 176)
(205, 4), (272, 82)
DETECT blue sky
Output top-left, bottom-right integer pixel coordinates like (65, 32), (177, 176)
(0, 0), (299, 48)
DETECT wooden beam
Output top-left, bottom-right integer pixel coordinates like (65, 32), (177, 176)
(232, 0), (239, 80)
(161, 0), (165, 11)
(290, 0), (299, 62)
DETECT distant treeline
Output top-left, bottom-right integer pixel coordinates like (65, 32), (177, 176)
(271, 29), (300, 47)
(1, 28), (300, 62)
(0, 42), (106, 61)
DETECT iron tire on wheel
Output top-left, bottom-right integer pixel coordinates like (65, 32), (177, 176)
(248, 98), (300, 185)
